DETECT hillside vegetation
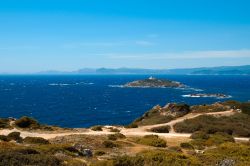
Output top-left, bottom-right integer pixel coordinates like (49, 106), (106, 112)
(0, 100), (250, 165)
(174, 113), (250, 137)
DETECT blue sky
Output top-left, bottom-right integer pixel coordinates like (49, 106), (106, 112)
(0, 0), (250, 73)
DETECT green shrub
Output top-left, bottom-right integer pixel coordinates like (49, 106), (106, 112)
(34, 144), (81, 156)
(23, 137), (50, 145)
(190, 132), (235, 149)
(91, 126), (103, 131)
(94, 150), (106, 156)
(15, 148), (40, 154)
(180, 142), (194, 149)
(112, 155), (144, 166)
(150, 125), (170, 133)
(15, 116), (40, 128)
(191, 104), (228, 113)
(174, 114), (250, 137)
(190, 139), (206, 150)
(0, 151), (62, 166)
(103, 140), (117, 148)
(108, 134), (118, 141)
(125, 123), (138, 128)
(7, 132), (22, 142)
(135, 135), (167, 147)
(0, 135), (10, 142)
(200, 142), (250, 165)
(0, 118), (10, 129)
(111, 150), (201, 166)
(191, 131), (210, 140)
(108, 133), (126, 141)
(115, 133), (126, 139)
(168, 146), (182, 152)
(205, 132), (235, 146)
(109, 127), (120, 132)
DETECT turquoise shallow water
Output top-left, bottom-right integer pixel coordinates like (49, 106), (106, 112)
(0, 75), (249, 128)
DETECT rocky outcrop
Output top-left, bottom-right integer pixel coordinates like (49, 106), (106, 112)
(73, 143), (93, 157)
(131, 103), (191, 126)
(162, 103), (191, 117)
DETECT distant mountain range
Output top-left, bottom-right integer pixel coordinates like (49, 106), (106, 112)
(38, 65), (250, 75)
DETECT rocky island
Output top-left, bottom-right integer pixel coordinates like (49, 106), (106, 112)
(124, 76), (185, 88)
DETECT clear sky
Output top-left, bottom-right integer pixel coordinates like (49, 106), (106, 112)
(0, 0), (250, 73)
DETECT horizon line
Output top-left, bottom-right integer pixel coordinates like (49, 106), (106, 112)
(0, 64), (249, 75)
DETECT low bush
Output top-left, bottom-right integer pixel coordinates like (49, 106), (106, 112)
(191, 131), (210, 140)
(190, 132), (235, 149)
(7, 132), (22, 142)
(103, 140), (117, 148)
(101, 150), (201, 166)
(200, 142), (250, 165)
(109, 127), (120, 132)
(108, 134), (118, 141)
(191, 104), (228, 113)
(15, 148), (40, 155)
(180, 142), (194, 149)
(190, 139), (206, 150)
(23, 137), (50, 145)
(0, 151), (62, 166)
(125, 123), (138, 128)
(150, 125), (170, 133)
(108, 133), (126, 141)
(0, 118), (10, 129)
(205, 132), (234, 146)
(91, 126), (103, 131)
(168, 146), (182, 152)
(135, 135), (167, 147)
(0, 135), (10, 142)
(174, 113), (250, 137)
(115, 133), (126, 139)
(0, 142), (88, 165)
(35, 144), (82, 157)
(15, 116), (40, 129)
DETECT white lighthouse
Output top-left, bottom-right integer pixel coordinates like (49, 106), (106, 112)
(149, 76), (156, 80)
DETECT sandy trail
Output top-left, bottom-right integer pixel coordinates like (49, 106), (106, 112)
(0, 109), (248, 141)
(135, 109), (236, 133)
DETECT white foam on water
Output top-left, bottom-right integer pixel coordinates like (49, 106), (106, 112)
(49, 82), (94, 86)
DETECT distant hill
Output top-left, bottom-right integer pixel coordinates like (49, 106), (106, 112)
(38, 65), (250, 75)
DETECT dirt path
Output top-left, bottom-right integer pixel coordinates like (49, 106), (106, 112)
(0, 109), (248, 142)
(135, 109), (236, 133)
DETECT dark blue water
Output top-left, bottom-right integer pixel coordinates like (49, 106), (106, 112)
(0, 75), (249, 128)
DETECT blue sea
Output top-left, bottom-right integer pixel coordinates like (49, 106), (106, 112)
(0, 75), (249, 128)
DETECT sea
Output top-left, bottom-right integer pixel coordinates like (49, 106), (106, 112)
(0, 75), (249, 128)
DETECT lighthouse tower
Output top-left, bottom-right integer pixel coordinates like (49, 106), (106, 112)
(149, 76), (155, 80)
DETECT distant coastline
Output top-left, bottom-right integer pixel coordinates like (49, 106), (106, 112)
(38, 65), (250, 75)
(1, 65), (249, 75)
